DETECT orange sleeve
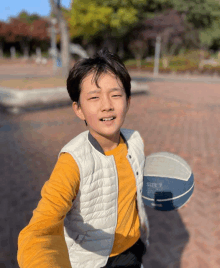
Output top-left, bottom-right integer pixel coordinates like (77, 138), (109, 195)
(17, 153), (80, 268)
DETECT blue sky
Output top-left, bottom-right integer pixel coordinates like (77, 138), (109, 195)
(0, 0), (71, 22)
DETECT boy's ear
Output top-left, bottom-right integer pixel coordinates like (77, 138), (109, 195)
(72, 102), (86, 121)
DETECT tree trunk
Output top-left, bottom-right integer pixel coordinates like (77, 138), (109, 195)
(59, 17), (70, 77)
(20, 39), (29, 59)
(10, 46), (16, 59)
(0, 42), (3, 58)
(135, 56), (141, 70)
(87, 44), (96, 57)
(49, 0), (70, 77)
(36, 47), (42, 59)
(118, 41), (124, 59)
(24, 46), (29, 59)
(103, 33), (116, 53)
(169, 43), (178, 56)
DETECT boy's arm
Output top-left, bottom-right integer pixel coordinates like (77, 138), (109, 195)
(17, 153), (80, 268)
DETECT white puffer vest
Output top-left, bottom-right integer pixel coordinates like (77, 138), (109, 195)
(59, 129), (150, 268)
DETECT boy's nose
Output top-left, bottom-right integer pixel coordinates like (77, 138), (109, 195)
(101, 96), (113, 111)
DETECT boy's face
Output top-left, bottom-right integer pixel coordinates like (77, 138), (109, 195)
(72, 71), (130, 143)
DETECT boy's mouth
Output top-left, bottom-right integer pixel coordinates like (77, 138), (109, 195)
(100, 116), (116, 122)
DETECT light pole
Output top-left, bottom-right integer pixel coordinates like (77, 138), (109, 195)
(50, 0), (70, 77)
(154, 35), (161, 76)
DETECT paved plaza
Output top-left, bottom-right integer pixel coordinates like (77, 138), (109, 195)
(0, 76), (220, 267)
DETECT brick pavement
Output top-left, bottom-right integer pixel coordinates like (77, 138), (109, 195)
(0, 61), (54, 80)
(0, 80), (220, 267)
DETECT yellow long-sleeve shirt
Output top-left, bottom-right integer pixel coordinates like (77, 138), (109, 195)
(17, 136), (141, 267)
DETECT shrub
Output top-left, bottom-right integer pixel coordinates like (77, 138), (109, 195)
(124, 52), (220, 76)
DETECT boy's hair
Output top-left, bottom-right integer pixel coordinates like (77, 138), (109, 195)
(66, 48), (131, 106)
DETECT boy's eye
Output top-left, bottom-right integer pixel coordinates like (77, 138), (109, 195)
(112, 95), (122, 97)
(89, 97), (98, 100)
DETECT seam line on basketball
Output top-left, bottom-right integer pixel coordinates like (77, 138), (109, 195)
(142, 183), (194, 201)
(146, 155), (191, 173)
(144, 174), (191, 181)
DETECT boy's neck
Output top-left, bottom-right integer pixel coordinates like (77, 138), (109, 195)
(89, 131), (120, 153)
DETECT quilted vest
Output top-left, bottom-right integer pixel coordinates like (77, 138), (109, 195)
(59, 128), (150, 268)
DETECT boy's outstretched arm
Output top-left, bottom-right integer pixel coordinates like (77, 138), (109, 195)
(17, 153), (80, 268)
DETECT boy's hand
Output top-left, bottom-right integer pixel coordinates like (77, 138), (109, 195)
(141, 223), (148, 234)
(140, 223), (150, 251)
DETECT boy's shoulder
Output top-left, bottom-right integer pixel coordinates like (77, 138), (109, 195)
(121, 128), (143, 143)
(59, 130), (90, 157)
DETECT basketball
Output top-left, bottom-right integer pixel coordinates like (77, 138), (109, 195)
(142, 152), (194, 211)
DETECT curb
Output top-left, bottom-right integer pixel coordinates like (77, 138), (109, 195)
(0, 81), (149, 114)
(0, 87), (72, 114)
(129, 72), (220, 84)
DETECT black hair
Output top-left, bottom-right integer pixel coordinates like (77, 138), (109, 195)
(66, 48), (131, 106)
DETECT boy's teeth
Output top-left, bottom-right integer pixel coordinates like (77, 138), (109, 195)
(102, 117), (114, 121)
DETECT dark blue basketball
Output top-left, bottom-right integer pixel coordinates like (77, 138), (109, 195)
(142, 152), (194, 211)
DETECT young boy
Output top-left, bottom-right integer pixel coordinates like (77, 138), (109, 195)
(17, 48), (149, 268)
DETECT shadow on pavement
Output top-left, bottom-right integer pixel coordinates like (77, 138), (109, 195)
(143, 205), (189, 268)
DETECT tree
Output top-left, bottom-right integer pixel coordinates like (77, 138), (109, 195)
(18, 10), (41, 24)
(30, 19), (50, 41)
(199, 19), (220, 49)
(68, 0), (220, 59)
(147, 10), (185, 55)
(7, 18), (31, 58)
(128, 40), (147, 68)
(0, 21), (9, 57)
(5, 17), (50, 59)
(129, 9), (185, 63)
(29, 19), (51, 52)
(171, 0), (220, 49)
(129, 0), (220, 57)
(69, 0), (148, 54)
(49, 0), (71, 77)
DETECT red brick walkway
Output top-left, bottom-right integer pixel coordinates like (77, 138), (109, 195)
(0, 80), (219, 267)
(128, 82), (220, 268)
